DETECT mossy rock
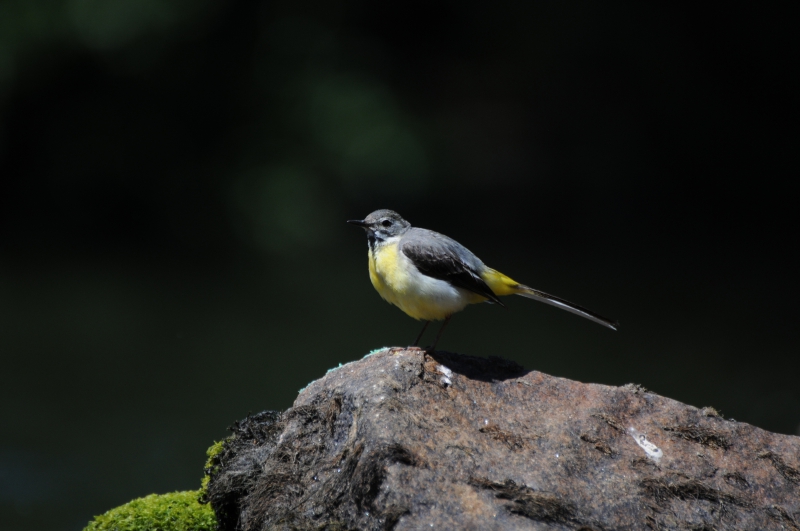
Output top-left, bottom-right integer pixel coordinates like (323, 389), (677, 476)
(200, 439), (226, 494)
(84, 490), (216, 531)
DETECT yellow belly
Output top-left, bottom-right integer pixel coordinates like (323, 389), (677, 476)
(367, 242), (487, 321)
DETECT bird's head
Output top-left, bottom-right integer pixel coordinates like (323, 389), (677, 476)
(347, 209), (412, 243)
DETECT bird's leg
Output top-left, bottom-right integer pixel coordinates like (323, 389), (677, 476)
(412, 321), (430, 347)
(428, 316), (452, 352)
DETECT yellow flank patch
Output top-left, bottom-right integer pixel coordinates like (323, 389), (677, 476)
(367, 240), (480, 321)
(480, 268), (522, 296)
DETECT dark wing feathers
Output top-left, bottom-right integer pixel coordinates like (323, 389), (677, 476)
(400, 229), (504, 306)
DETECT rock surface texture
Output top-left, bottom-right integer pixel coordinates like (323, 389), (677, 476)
(206, 348), (800, 530)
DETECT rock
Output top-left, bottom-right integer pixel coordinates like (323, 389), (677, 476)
(205, 348), (800, 530)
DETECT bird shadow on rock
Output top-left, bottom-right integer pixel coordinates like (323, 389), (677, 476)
(424, 349), (530, 383)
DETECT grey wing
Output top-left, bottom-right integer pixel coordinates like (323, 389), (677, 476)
(399, 229), (504, 305)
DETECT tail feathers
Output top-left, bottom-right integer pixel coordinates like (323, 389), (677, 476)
(515, 285), (619, 331)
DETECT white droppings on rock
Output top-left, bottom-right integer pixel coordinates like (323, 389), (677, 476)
(437, 364), (453, 386)
(628, 427), (663, 462)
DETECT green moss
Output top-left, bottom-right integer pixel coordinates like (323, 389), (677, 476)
(204, 440), (225, 469)
(84, 490), (215, 531)
(84, 441), (228, 531)
(200, 439), (227, 493)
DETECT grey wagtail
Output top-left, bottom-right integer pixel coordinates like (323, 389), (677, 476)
(348, 209), (617, 350)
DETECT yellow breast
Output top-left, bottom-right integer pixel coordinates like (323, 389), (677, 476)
(368, 240), (409, 308)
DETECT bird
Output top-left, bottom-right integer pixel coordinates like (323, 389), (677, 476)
(348, 209), (617, 350)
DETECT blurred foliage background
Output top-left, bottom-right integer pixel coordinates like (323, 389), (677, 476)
(0, 1), (796, 530)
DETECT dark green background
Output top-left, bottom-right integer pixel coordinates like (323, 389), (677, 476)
(1, 2), (796, 530)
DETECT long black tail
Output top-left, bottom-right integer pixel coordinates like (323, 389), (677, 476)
(515, 285), (618, 330)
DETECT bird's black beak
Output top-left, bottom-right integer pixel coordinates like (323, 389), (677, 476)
(347, 219), (369, 228)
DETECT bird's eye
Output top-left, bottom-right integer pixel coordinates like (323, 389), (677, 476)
(381, 219), (392, 227)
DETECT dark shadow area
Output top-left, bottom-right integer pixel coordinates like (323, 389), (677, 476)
(426, 350), (530, 383)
